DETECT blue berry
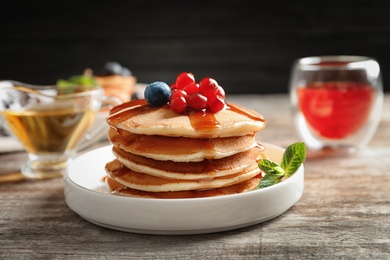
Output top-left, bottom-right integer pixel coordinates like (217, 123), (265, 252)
(100, 62), (132, 76)
(144, 81), (171, 107)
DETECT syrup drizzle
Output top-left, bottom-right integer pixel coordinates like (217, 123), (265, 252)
(107, 100), (265, 135)
(188, 110), (221, 137)
(107, 100), (153, 126)
(226, 102), (265, 122)
(109, 99), (147, 115)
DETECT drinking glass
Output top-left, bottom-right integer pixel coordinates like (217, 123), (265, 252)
(0, 81), (117, 179)
(289, 56), (383, 155)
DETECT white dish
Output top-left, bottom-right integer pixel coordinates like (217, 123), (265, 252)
(64, 143), (304, 235)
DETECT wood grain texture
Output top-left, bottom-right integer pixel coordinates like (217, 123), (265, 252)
(1, 94), (389, 259)
(1, 0), (390, 94)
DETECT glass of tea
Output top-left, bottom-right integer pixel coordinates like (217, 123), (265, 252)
(289, 56), (383, 155)
(0, 81), (117, 179)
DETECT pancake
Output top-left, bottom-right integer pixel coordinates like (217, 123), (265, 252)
(108, 127), (258, 161)
(106, 174), (262, 199)
(111, 146), (265, 180)
(107, 100), (266, 138)
(105, 159), (261, 192)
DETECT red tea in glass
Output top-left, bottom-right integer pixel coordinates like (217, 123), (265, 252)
(289, 56), (383, 153)
(298, 81), (375, 139)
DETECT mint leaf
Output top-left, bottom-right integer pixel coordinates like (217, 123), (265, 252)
(258, 159), (285, 188)
(281, 142), (306, 177)
(258, 142), (306, 189)
(56, 75), (98, 94)
(258, 159), (285, 176)
(258, 173), (280, 188)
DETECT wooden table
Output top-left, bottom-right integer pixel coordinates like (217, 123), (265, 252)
(1, 94), (389, 259)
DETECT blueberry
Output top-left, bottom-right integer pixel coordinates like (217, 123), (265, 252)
(121, 67), (131, 76)
(144, 81), (171, 107)
(100, 62), (132, 76)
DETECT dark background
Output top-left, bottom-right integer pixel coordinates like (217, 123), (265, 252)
(1, 0), (390, 94)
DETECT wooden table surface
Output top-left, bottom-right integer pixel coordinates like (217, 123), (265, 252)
(1, 94), (389, 259)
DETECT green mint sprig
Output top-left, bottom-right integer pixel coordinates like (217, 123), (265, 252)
(56, 75), (98, 94)
(258, 142), (306, 189)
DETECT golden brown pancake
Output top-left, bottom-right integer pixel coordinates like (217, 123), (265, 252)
(107, 101), (266, 138)
(111, 145), (265, 180)
(105, 159), (261, 192)
(108, 127), (259, 162)
(106, 174), (262, 199)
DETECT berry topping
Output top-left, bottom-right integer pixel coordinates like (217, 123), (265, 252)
(208, 95), (226, 113)
(144, 72), (227, 114)
(199, 77), (219, 97)
(175, 72), (195, 89)
(144, 81), (171, 107)
(170, 72), (226, 114)
(187, 92), (208, 111)
(183, 82), (200, 95)
(170, 89), (187, 114)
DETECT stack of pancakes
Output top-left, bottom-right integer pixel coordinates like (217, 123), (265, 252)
(105, 100), (267, 199)
(95, 75), (137, 103)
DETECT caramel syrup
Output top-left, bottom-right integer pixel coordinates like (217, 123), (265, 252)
(188, 110), (221, 137)
(107, 99), (150, 125)
(109, 99), (147, 115)
(107, 100), (265, 137)
(226, 102), (265, 122)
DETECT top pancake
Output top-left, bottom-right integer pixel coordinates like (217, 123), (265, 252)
(107, 100), (266, 138)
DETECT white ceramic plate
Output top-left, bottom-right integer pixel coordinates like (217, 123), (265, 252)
(64, 143), (304, 235)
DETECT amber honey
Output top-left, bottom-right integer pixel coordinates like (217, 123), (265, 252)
(1, 105), (95, 154)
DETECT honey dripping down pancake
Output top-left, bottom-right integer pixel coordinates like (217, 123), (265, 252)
(104, 73), (268, 198)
